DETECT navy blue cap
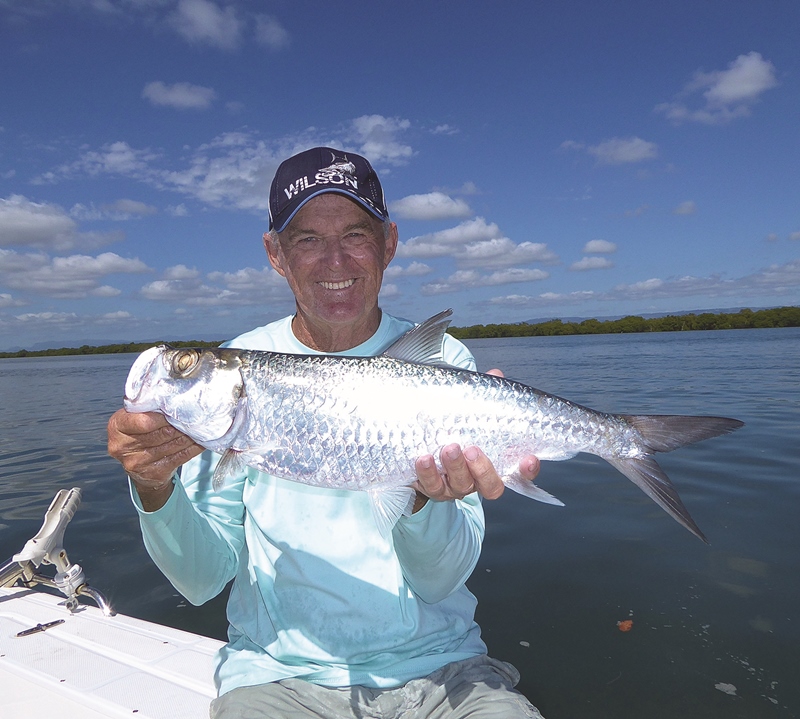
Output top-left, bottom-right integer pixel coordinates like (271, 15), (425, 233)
(268, 147), (389, 232)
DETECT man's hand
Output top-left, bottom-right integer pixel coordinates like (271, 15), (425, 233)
(107, 409), (204, 511)
(411, 368), (541, 513)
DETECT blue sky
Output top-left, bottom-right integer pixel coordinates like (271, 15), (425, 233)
(1, 1), (798, 350)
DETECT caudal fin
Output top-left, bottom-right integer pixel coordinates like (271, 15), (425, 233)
(606, 455), (708, 543)
(621, 415), (744, 452)
(608, 414), (743, 543)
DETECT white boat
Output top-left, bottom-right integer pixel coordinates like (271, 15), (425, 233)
(1, 488), (223, 718)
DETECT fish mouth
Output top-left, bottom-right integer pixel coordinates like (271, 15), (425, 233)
(123, 346), (163, 411)
(319, 278), (356, 290)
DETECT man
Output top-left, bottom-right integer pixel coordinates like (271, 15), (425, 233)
(108, 147), (545, 718)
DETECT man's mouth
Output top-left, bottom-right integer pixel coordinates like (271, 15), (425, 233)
(319, 279), (356, 290)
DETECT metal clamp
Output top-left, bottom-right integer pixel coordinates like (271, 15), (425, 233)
(1, 488), (115, 617)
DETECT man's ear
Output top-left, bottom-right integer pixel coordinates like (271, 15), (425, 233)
(264, 232), (287, 277)
(383, 222), (399, 269)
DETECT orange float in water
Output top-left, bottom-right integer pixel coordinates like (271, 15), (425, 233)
(617, 619), (634, 632)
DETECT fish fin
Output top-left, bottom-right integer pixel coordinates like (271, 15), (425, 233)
(213, 449), (246, 491)
(605, 455), (709, 544)
(382, 309), (455, 366)
(503, 471), (565, 506)
(367, 486), (417, 538)
(621, 415), (743, 453)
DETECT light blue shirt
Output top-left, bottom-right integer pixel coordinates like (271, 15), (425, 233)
(132, 311), (488, 696)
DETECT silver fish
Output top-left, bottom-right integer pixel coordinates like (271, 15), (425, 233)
(123, 310), (743, 542)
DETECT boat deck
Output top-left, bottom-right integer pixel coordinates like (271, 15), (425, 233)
(0, 586), (223, 718)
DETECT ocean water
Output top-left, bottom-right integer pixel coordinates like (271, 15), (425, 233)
(1, 328), (798, 718)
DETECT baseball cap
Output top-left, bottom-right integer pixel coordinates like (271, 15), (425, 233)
(268, 147), (389, 232)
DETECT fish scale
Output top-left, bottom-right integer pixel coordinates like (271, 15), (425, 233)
(124, 309), (744, 542)
(242, 354), (564, 488)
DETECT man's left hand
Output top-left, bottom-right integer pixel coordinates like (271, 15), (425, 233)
(411, 368), (541, 513)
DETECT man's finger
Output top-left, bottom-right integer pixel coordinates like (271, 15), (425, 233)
(413, 454), (445, 499)
(518, 456), (541, 482)
(439, 443), (474, 497)
(463, 446), (504, 500)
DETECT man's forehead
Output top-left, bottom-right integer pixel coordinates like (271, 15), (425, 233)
(283, 195), (381, 234)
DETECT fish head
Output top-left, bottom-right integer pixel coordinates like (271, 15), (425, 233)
(124, 345), (245, 445)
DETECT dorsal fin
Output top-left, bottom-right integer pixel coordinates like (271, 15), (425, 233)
(383, 309), (453, 365)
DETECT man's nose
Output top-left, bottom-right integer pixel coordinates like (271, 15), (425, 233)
(321, 237), (349, 263)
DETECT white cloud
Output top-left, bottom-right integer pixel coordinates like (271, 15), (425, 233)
(0, 292), (25, 308)
(141, 264), (291, 306)
(349, 115), (413, 165)
(421, 267), (548, 295)
(161, 133), (280, 211)
(14, 311), (80, 325)
(483, 268), (549, 285)
(206, 266), (287, 294)
(1, 195), (76, 247)
(582, 239), (617, 254)
(379, 283), (400, 298)
(164, 264), (200, 280)
(570, 256), (614, 271)
(140, 276), (236, 305)
(459, 238), (558, 269)
(656, 52), (778, 125)
(559, 140), (584, 152)
(489, 259), (800, 309)
(169, 0), (242, 50)
(625, 205), (649, 217)
(142, 81), (216, 110)
(384, 262), (432, 278)
(0, 249), (150, 298)
(255, 14), (290, 50)
(35, 118), (414, 215)
(587, 137), (658, 165)
(70, 198), (158, 221)
(166, 204), (189, 217)
(397, 217), (558, 272)
(390, 192), (472, 221)
(790, 232), (800, 241)
(0, 195), (122, 250)
(49, 141), (159, 180)
(489, 290), (598, 308)
(398, 217), (503, 258)
(673, 200), (697, 215)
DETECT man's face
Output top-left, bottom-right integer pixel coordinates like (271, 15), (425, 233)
(266, 194), (398, 340)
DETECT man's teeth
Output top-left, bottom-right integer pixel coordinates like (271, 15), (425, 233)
(320, 279), (355, 290)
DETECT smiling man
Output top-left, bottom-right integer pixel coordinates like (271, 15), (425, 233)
(107, 147), (544, 719)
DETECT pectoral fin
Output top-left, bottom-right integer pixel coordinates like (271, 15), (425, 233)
(503, 471), (565, 506)
(212, 449), (246, 491)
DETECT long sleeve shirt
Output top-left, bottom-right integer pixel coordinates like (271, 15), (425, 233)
(132, 311), (488, 696)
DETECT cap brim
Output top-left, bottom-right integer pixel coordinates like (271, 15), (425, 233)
(272, 188), (388, 233)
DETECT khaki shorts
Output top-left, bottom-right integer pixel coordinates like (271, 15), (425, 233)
(210, 655), (544, 718)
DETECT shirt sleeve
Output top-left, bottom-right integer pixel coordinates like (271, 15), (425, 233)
(131, 452), (247, 606)
(390, 333), (485, 603)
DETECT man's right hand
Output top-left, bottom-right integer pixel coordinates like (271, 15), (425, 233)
(107, 409), (204, 511)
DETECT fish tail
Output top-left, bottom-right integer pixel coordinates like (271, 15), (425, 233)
(606, 455), (709, 544)
(621, 415), (744, 452)
(605, 415), (743, 543)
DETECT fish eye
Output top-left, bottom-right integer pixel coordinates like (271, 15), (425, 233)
(171, 349), (200, 376)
